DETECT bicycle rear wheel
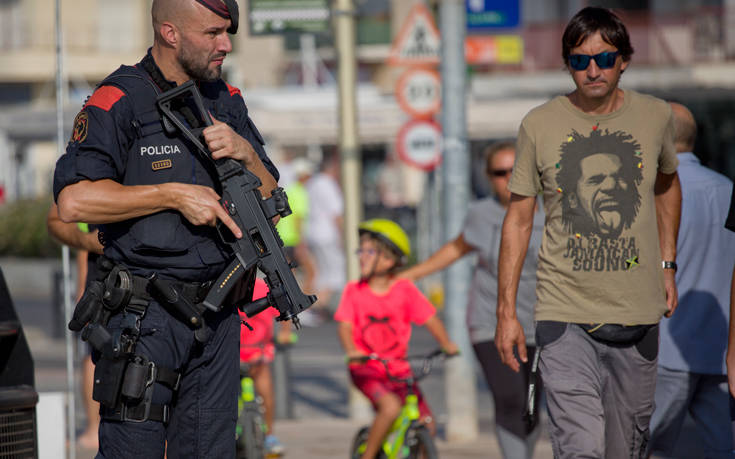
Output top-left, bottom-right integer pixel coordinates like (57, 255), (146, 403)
(237, 405), (266, 459)
(350, 426), (370, 459)
(406, 426), (438, 459)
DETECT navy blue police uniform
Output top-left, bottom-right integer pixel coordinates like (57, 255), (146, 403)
(53, 50), (278, 459)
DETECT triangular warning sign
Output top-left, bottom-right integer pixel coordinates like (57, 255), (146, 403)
(388, 4), (440, 65)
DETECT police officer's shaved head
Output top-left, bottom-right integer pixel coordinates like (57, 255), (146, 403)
(151, 0), (195, 38)
(669, 102), (697, 153)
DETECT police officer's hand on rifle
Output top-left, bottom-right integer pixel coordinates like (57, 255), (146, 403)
(166, 182), (243, 239)
(204, 114), (278, 198)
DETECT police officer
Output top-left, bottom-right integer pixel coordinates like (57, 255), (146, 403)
(52, 1), (278, 457)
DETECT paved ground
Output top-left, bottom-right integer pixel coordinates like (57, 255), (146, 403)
(2, 257), (706, 458)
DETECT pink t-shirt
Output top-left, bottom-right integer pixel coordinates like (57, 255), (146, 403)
(334, 278), (436, 375)
(239, 279), (280, 362)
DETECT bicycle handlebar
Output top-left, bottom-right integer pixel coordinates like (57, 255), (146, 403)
(347, 349), (458, 383)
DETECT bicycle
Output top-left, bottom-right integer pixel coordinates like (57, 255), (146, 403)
(236, 360), (267, 459)
(349, 349), (454, 459)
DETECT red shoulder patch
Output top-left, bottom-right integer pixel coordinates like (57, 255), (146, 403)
(84, 86), (125, 111)
(225, 83), (242, 98)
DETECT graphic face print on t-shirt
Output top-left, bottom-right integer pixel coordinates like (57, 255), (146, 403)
(361, 315), (400, 354)
(556, 128), (644, 272)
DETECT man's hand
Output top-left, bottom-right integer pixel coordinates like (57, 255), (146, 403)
(170, 183), (242, 238)
(495, 316), (527, 373)
(663, 270), (678, 317)
(203, 115), (258, 167)
(442, 341), (460, 356)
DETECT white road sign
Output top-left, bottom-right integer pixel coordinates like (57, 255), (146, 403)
(396, 67), (441, 119)
(396, 119), (443, 171)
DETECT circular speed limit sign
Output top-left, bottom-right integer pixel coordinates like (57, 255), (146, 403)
(395, 68), (441, 119)
(396, 119), (443, 171)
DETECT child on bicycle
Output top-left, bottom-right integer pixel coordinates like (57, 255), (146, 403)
(334, 219), (458, 459)
(239, 278), (293, 456)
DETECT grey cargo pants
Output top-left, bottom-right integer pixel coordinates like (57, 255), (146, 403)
(536, 321), (658, 459)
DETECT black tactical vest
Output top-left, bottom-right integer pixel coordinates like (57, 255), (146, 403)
(98, 64), (249, 282)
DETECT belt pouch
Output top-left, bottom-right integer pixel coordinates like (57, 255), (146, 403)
(579, 323), (652, 345)
(93, 357), (128, 407)
(121, 360), (149, 401)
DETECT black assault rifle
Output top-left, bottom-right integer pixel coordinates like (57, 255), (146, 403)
(156, 80), (316, 329)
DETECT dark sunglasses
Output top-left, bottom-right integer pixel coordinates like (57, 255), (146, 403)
(568, 51), (619, 71)
(490, 168), (513, 177)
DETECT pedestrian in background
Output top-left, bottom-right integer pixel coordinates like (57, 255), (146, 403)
(495, 7), (681, 457)
(400, 141), (544, 459)
(276, 157), (317, 295)
(647, 103), (735, 457)
(304, 153), (345, 325)
(238, 278), (292, 457)
(47, 202), (104, 451)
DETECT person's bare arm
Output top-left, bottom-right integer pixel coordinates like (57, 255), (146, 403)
(337, 321), (364, 359)
(47, 202), (104, 254)
(276, 320), (294, 345)
(56, 179), (244, 239)
(495, 193), (536, 372)
(75, 250), (89, 302)
(399, 235), (473, 282)
(423, 315), (459, 355)
(654, 171), (681, 317)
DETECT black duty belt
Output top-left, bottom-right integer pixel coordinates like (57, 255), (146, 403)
(131, 274), (216, 343)
(130, 275), (211, 306)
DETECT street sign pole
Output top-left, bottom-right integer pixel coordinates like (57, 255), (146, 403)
(440, 0), (478, 442)
(56, 1), (76, 456)
(335, 0), (370, 422)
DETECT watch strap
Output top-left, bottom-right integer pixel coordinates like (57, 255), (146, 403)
(662, 261), (677, 272)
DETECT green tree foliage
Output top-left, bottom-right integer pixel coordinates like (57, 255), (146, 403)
(0, 197), (60, 258)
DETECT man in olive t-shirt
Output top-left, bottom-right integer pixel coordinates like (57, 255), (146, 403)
(495, 7), (681, 458)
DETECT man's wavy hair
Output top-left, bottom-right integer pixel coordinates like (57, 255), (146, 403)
(556, 129), (643, 238)
(562, 7), (634, 65)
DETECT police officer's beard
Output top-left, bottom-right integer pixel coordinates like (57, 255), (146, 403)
(178, 44), (221, 82)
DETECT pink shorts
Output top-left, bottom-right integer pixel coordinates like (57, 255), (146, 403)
(349, 364), (433, 422)
(240, 343), (275, 363)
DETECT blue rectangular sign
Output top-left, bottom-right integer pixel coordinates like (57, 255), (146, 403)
(466, 0), (520, 30)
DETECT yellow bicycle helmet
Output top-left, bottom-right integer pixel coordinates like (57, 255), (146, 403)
(358, 218), (411, 264)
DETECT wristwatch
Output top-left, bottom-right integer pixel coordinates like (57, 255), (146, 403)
(662, 261), (677, 272)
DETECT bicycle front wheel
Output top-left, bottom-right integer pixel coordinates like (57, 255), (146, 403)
(406, 426), (438, 459)
(237, 406), (266, 459)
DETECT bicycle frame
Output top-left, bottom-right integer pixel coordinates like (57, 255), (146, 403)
(239, 374), (257, 408)
(381, 393), (421, 458)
